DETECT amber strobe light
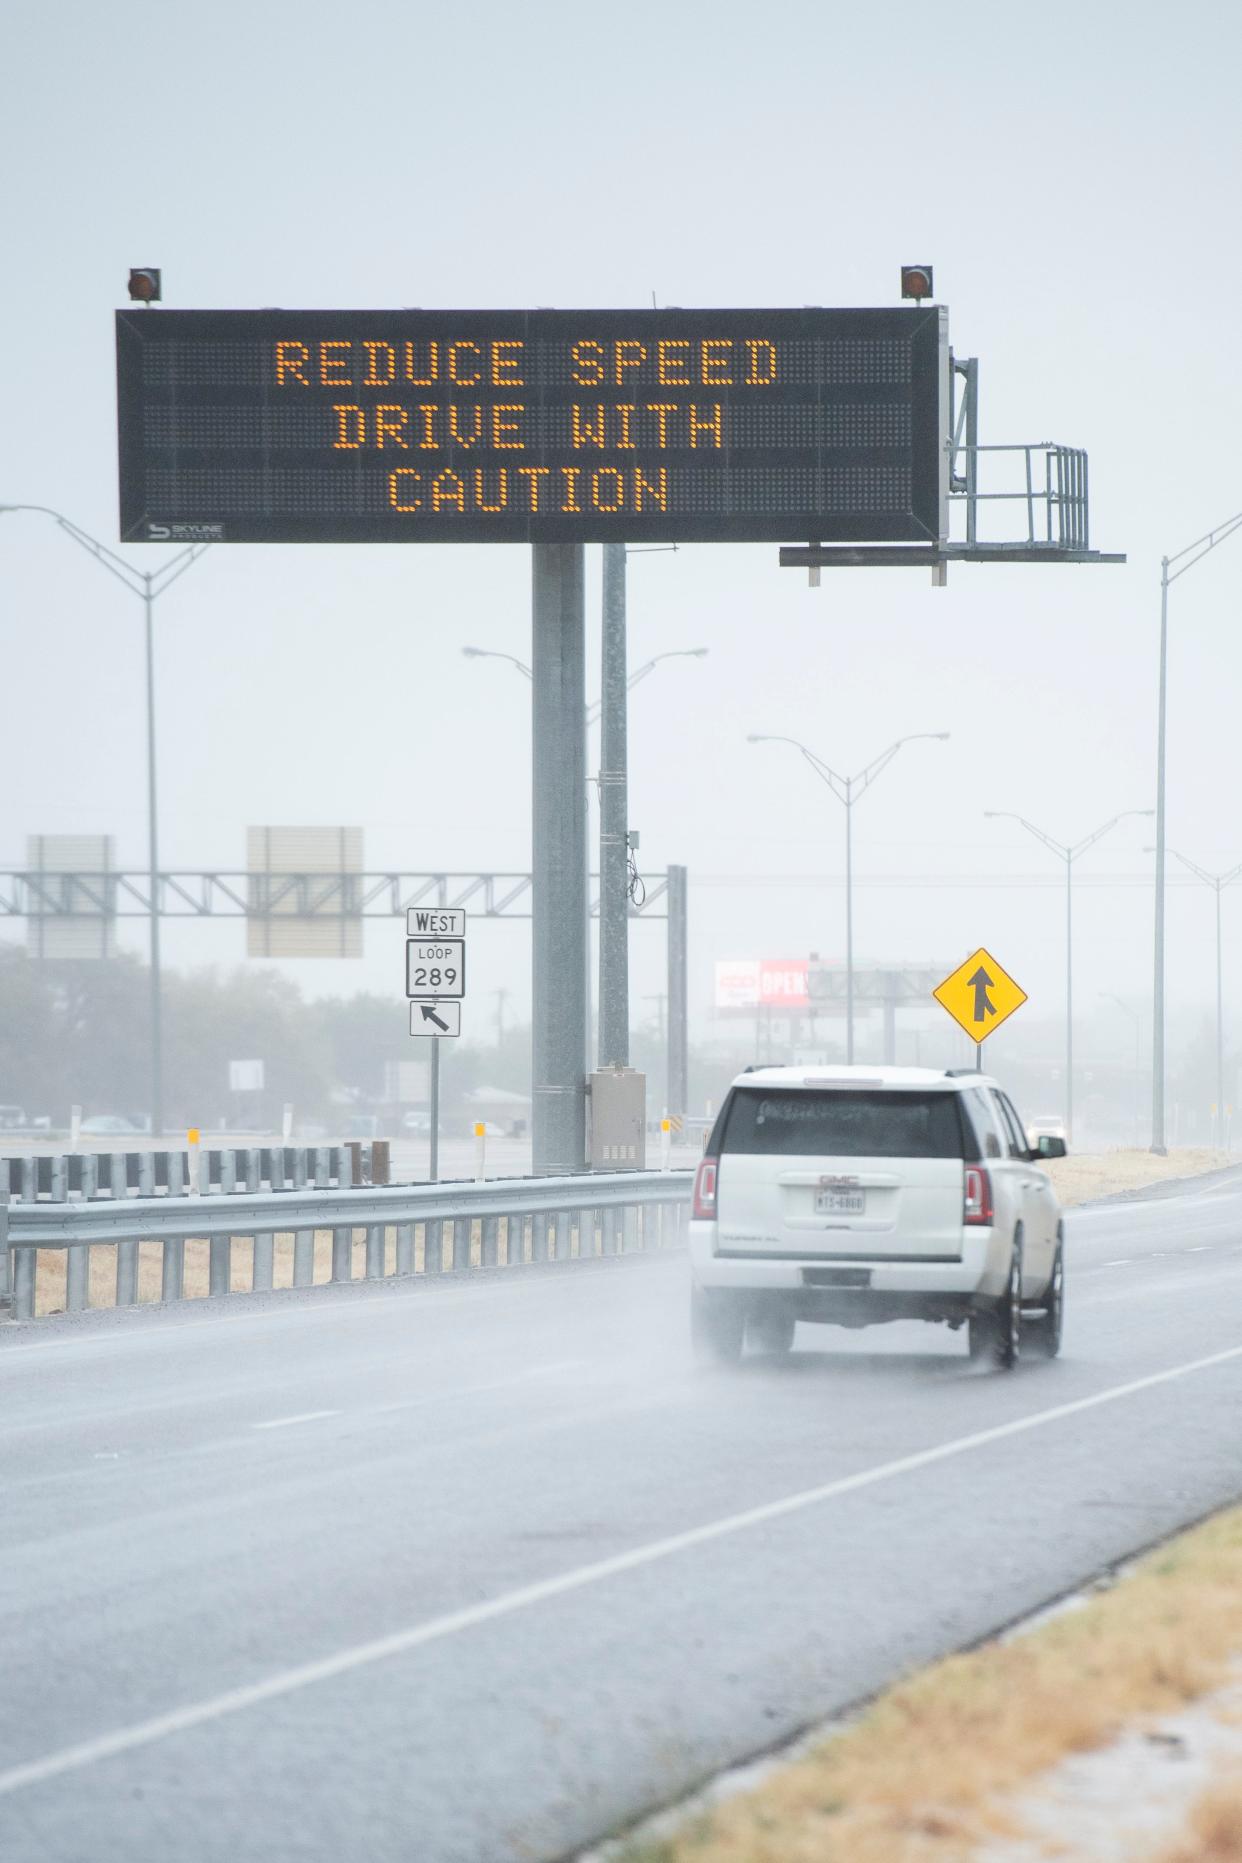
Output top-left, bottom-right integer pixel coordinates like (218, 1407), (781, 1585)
(900, 265), (933, 301)
(127, 268), (162, 303)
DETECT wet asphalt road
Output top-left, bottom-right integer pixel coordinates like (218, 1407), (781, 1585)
(3, 1170), (1242, 1861)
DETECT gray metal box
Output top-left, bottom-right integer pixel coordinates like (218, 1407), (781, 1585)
(589, 1068), (646, 1171)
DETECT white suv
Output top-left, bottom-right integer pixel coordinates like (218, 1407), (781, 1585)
(689, 1065), (1066, 1369)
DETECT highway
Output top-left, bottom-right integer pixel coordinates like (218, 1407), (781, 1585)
(4, 1170), (1242, 1862)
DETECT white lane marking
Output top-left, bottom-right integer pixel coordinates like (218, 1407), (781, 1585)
(251, 1364), (581, 1432)
(0, 1260), (667, 1362)
(241, 1363), (584, 1442)
(1189, 1245), (1211, 1253)
(251, 1410), (341, 1432)
(365, 1359), (584, 1416)
(4, 1339), (1242, 1799)
(1101, 1259), (1134, 1267)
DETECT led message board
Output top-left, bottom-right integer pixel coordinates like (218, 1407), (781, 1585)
(116, 307), (947, 546)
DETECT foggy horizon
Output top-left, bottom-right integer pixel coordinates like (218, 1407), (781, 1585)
(3, 0), (1240, 1108)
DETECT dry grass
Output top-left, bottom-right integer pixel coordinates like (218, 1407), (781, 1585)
(625, 1507), (1242, 1863)
(1156, 1781), (1242, 1862)
(30, 1219), (538, 1315)
(1046, 1147), (1235, 1209)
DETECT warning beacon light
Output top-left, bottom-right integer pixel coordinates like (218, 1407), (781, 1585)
(900, 265), (933, 301)
(127, 268), (162, 304)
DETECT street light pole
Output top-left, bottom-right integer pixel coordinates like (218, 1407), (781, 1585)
(1155, 849), (1242, 1148)
(1152, 511), (1242, 1154)
(0, 504), (209, 1136)
(749, 733), (950, 1064)
(1100, 993), (1142, 1147)
(985, 809), (1153, 1142)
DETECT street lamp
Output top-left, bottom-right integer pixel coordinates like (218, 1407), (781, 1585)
(985, 809), (1153, 1142)
(460, 645), (532, 680)
(602, 647), (709, 717)
(460, 642), (709, 721)
(1099, 992), (1142, 1148)
(461, 642), (708, 1072)
(1153, 510), (1242, 1153)
(1147, 846), (1242, 1149)
(0, 504), (210, 1136)
(748, 732), (950, 1063)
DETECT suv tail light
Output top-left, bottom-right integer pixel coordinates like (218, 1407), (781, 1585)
(692, 1157), (718, 1221)
(964, 1165), (993, 1226)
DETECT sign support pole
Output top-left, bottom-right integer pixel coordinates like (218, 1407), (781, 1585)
(667, 864), (688, 1120)
(599, 542), (629, 1067)
(429, 1039), (440, 1182)
(143, 576), (164, 1136)
(532, 544), (588, 1175)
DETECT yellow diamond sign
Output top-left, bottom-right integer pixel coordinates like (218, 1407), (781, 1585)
(933, 947), (1028, 1043)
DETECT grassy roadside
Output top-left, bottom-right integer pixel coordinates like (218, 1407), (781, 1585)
(615, 1506), (1242, 1863)
(29, 1218), (538, 1315)
(1157, 1784), (1242, 1862)
(1045, 1146), (1235, 1209)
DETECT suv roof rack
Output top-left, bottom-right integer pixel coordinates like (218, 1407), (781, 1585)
(944, 1067), (983, 1077)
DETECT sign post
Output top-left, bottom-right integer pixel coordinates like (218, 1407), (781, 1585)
(429, 1043), (439, 1183)
(406, 907), (467, 1181)
(532, 543), (588, 1174)
(932, 947), (1027, 1058)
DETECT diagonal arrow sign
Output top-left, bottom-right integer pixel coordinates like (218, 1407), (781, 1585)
(420, 1004), (450, 1033)
(967, 965), (997, 1024)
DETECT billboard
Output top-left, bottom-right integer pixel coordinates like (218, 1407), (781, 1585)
(116, 306), (948, 546)
(246, 826), (363, 959)
(26, 835), (118, 960)
(714, 959), (811, 1010)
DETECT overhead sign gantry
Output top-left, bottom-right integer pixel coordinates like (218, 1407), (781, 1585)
(115, 307), (948, 547)
(115, 293), (1121, 1175)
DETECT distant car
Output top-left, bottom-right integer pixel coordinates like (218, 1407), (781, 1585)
(343, 1114), (381, 1139)
(1026, 1115), (1068, 1148)
(689, 1065), (1067, 1371)
(400, 1112), (432, 1136)
(79, 1114), (145, 1136)
(0, 1104), (27, 1130)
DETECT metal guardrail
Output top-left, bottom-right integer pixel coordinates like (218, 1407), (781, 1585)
(3, 1143), (386, 1202)
(2, 1171), (693, 1321)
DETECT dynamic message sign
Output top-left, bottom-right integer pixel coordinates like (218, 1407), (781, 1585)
(116, 306), (947, 546)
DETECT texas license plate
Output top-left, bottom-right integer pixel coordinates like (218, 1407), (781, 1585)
(815, 1189), (865, 1215)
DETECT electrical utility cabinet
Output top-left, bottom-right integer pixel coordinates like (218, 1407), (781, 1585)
(589, 1067), (646, 1170)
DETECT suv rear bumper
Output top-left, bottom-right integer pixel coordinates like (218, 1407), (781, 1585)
(689, 1221), (1008, 1304)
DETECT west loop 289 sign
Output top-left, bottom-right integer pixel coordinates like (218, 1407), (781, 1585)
(116, 306), (948, 546)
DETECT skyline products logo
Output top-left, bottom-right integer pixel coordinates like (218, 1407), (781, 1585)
(145, 521), (225, 541)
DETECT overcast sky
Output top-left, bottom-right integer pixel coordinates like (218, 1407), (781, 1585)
(3, 0), (1240, 1080)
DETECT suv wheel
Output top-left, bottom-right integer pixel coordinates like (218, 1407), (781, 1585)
(1027, 1241), (1064, 1358)
(968, 1241), (1022, 1370)
(691, 1287), (745, 1366)
(748, 1308), (796, 1356)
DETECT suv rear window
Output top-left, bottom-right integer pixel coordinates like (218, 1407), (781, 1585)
(719, 1088), (967, 1159)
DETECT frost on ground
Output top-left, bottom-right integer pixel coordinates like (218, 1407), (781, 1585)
(976, 1676), (1242, 1861)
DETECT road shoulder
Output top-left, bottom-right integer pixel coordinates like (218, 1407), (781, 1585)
(591, 1504), (1242, 1863)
